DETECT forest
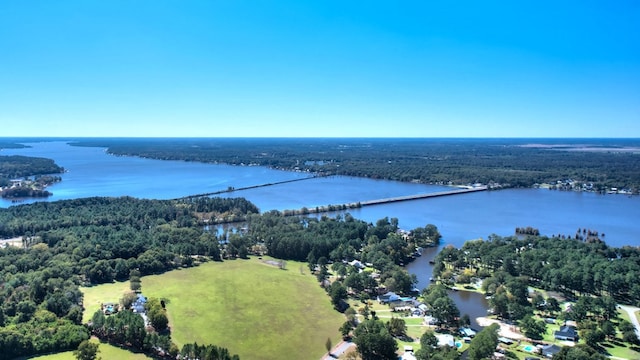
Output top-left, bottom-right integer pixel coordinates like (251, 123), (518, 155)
(69, 137), (640, 192)
(0, 195), (436, 359)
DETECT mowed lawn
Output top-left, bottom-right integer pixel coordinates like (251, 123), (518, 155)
(80, 281), (132, 323)
(24, 339), (151, 360)
(141, 257), (344, 360)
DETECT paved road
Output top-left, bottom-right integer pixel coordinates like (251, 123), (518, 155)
(321, 340), (355, 359)
(619, 305), (640, 337)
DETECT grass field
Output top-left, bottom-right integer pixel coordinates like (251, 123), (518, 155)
(136, 257), (344, 360)
(80, 281), (132, 323)
(24, 339), (151, 360)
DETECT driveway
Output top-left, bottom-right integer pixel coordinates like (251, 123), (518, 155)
(321, 340), (355, 359)
(619, 305), (640, 337)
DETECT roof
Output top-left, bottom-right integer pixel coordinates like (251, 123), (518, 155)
(378, 292), (400, 302)
(542, 344), (562, 356)
(554, 325), (578, 338)
(436, 334), (455, 347)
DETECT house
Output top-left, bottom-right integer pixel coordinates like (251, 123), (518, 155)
(401, 351), (417, 360)
(554, 325), (578, 341)
(131, 294), (147, 313)
(541, 344), (562, 358)
(418, 303), (429, 314)
(460, 327), (477, 338)
(436, 334), (455, 347)
(377, 291), (400, 304)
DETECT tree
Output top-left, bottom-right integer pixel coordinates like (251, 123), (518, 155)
(468, 323), (499, 360)
(386, 317), (407, 337)
(460, 314), (471, 328)
(121, 292), (138, 310)
(150, 310), (169, 332)
(130, 269), (142, 292)
(431, 296), (460, 328)
(623, 330), (640, 345)
(353, 319), (398, 360)
(546, 297), (561, 314)
(74, 340), (100, 360)
(415, 330), (438, 360)
(583, 328), (605, 349)
(532, 293), (546, 311)
(552, 344), (607, 360)
(325, 337), (332, 355)
(601, 320), (616, 340)
(329, 282), (348, 309)
(340, 321), (353, 339)
(519, 315), (546, 340)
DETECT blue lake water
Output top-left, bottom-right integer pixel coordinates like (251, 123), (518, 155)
(2, 140), (639, 327)
(2, 141), (638, 250)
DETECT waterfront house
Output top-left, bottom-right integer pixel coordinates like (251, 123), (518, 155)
(460, 327), (477, 338)
(554, 325), (578, 341)
(377, 291), (400, 304)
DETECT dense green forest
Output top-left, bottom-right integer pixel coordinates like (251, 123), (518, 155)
(0, 195), (435, 359)
(70, 137), (640, 192)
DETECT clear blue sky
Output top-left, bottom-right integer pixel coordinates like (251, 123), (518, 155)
(1, 1), (638, 137)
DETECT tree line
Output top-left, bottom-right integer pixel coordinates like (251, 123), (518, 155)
(71, 137), (640, 192)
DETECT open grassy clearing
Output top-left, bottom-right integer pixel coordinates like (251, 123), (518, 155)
(80, 281), (132, 323)
(24, 339), (151, 360)
(139, 257), (344, 360)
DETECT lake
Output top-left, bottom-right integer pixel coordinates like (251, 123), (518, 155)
(2, 141), (637, 249)
(2, 141), (639, 326)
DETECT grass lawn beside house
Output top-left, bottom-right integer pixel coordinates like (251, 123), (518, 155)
(80, 281), (132, 323)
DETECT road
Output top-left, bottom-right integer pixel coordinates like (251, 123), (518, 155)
(619, 305), (640, 337)
(321, 340), (355, 359)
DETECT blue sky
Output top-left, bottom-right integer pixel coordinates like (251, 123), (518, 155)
(1, 1), (638, 137)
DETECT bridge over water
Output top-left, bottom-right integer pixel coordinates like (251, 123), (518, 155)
(282, 185), (489, 216)
(355, 186), (488, 207)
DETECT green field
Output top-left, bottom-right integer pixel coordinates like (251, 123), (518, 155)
(85, 257), (344, 360)
(24, 339), (151, 360)
(80, 281), (132, 323)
